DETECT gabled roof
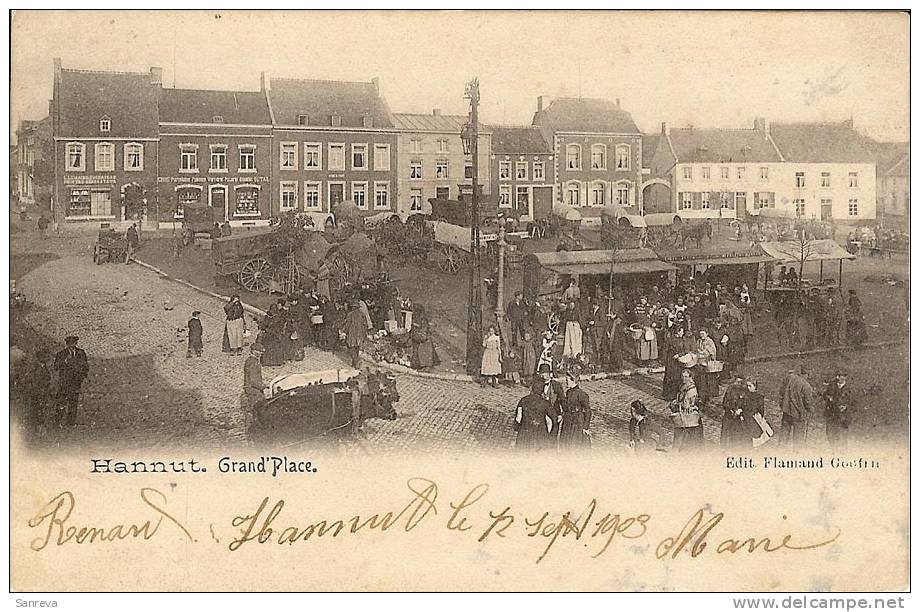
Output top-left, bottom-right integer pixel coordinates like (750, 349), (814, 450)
(55, 68), (159, 138)
(863, 140), (909, 176)
(769, 121), (874, 163)
(159, 88), (271, 125)
(532, 97), (640, 134)
(666, 127), (782, 163)
(488, 125), (552, 154)
(641, 133), (660, 167)
(392, 113), (470, 133)
(268, 78), (394, 128)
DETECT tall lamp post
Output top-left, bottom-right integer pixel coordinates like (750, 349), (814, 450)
(461, 79), (482, 375)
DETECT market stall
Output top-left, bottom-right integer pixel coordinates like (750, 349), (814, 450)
(759, 238), (856, 287)
(654, 243), (776, 292)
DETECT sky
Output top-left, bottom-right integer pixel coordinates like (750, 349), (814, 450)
(10, 10), (910, 143)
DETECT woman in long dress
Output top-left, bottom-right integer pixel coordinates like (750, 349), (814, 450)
(222, 295), (246, 355)
(671, 369), (704, 452)
(480, 326), (502, 387)
(561, 301), (583, 358)
(663, 324), (694, 400)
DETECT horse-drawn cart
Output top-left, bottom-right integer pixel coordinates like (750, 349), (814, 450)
(93, 229), (130, 264)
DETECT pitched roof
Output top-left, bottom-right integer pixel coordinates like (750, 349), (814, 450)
(666, 127), (782, 163)
(532, 97), (640, 134)
(487, 125), (551, 154)
(159, 88), (271, 125)
(769, 121), (874, 163)
(55, 68), (159, 138)
(641, 133), (660, 167)
(268, 78), (394, 128)
(392, 113), (468, 132)
(863, 140), (909, 176)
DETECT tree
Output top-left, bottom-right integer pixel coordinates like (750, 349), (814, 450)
(772, 231), (818, 289)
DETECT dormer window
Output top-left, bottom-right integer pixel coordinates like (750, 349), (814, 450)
(99, 117), (111, 133)
(362, 116), (374, 128)
(331, 114), (341, 127)
(298, 114), (309, 126)
(212, 115), (224, 124)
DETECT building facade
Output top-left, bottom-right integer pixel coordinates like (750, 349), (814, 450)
(532, 96), (643, 212)
(15, 115), (53, 208)
(157, 87), (273, 228)
(51, 59), (161, 229)
(488, 125), (554, 221)
(393, 111), (491, 216)
(865, 141), (909, 224)
(266, 76), (398, 219)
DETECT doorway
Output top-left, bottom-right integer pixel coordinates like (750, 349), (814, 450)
(210, 185), (228, 222)
(329, 182), (345, 209)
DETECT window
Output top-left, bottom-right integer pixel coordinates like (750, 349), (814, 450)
(209, 145), (227, 171)
(795, 172), (805, 188)
(351, 144), (368, 170)
(94, 143), (114, 172)
(303, 182), (321, 210)
(436, 186), (450, 200)
(566, 144), (581, 170)
(820, 172), (831, 188)
(516, 161), (528, 180)
(124, 143), (143, 171)
(239, 145), (256, 172)
(533, 161), (545, 181)
(615, 145), (630, 170)
(566, 183), (581, 207)
(328, 144), (345, 171)
(352, 182), (368, 209)
(99, 117), (110, 133)
(517, 186), (530, 211)
(66, 143), (85, 171)
(409, 160), (422, 180)
(757, 192), (774, 209)
(212, 115), (224, 124)
(848, 172), (859, 188)
(682, 167), (693, 180)
(464, 164), (473, 179)
(281, 143), (297, 169)
(68, 189), (91, 216)
(720, 192), (732, 209)
(235, 188), (260, 216)
(180, 145), (198, 172)
(176, 188), (201, 218)
(304, 143), (321, 169)
(437, 139), (448, 153)
(848, 199), (858, 216)
(679, 192), (692, 210)
(591, 144), (606, 170)
(410, 139), (421, 154)
(435, 159), (449, 179)
(298, 114), (309, 126)
(720, 166), (730, 180)
(821, 198), (832, 212)
(760, 167), (769, 181)
(499, 185), (511, 209)
(616, 183), (630, 207)
(794, 198), (806, 217)
(280, 182), (297, 211)
(591, 183), (605, 207)
(735, 191), (747, 210)
(499, 161), (511, 180)
(701, 192), (711, 209)
(701, 166), (711, 180)
(410, 188), (423, 212)
(374, 182), (390, 209)
(373, 144), (390, 171)
(737, 167), (745, 180)
(90, 189), (111, 216)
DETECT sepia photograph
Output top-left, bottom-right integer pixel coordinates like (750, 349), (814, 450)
(6, 8), (912, 597)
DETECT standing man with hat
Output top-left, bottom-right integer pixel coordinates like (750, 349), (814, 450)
(823, 370), (854, 450)
(241, 343), (269, 424)
(53, 336), (88, 427)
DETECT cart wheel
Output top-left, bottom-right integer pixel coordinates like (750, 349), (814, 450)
(547, 311), (560, 335)
(238, 257), (273, 293)
(273, 258), (303, 294)
(436, 244), (465, 273)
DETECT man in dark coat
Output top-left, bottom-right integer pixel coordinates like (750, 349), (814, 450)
(505, 291), (528, 348)
(53, 336), (88, 427)
(779, 366), (817, 449)
(533, 364), (565, 435)
(514, 388), (554, 451)
(823, 371), (854, 450)
(530, 301), (549, 338)
(345, 301), (368, 369)
(602, 312), (623, 372)
(720, 378), (756, 449)
(241, 343), (268, 426)
(125, 223), (140, 262)
(187, 311), (203, 357)
(559, 374), (591, 449)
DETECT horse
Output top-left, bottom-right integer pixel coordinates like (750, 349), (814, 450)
(678, 224), (708, 249)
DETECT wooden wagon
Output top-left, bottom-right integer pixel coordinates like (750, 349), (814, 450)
(93, 229), (130, 264)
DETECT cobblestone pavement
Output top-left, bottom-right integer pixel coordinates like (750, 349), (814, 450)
(12, 231), (809, 456)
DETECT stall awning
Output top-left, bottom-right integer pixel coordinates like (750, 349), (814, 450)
(643, 212), (681, 227)
(754, 207), (797, 219)
(759, 239), (856, 262)
(656, 244), (776, 266)
(552, 203), (582, 221)
(530, 248), (676, 276)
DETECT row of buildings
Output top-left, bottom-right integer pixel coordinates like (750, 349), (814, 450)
(13, 59), (908, 231)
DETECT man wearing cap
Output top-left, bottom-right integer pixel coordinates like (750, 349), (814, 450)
(241, 343), (269, 421)
(823, 371), (854, 450)
(53, 336), (88, 427)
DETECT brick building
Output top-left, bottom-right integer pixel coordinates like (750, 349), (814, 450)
(487, 125), (554, 221)
(157, 86), (273, 228)
(51, 59), (161, 229)
(265, 76), (398, 219)
(532, 96), (643, 213)
(15, 114), (53, 209)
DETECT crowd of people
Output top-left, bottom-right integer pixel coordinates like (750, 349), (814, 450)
(846, 225), (910, 253)
(766, 274), (867, 350)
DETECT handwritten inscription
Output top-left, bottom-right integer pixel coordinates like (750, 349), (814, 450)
(26, 479), (840, 564)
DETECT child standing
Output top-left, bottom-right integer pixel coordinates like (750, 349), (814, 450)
(187, 311), (203, 358)
(503, 346), (521, 386)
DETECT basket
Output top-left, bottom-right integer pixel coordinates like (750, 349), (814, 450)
(670, 408), (701, 428)
(677, 352), (698, 367)
(628, 324), (645, 340)
(705, 360), (724, 373)
(310, 314), (324, 324)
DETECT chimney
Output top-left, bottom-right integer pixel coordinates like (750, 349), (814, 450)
(53, 57), (62, 81)
(432, 108), (441, 116)
(260, 71), (270, 92)
(371, 77), (380, 95)
(537, 96), (544, 112)
(661, 122), (670, 136)
(149, 66), (163, 85)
